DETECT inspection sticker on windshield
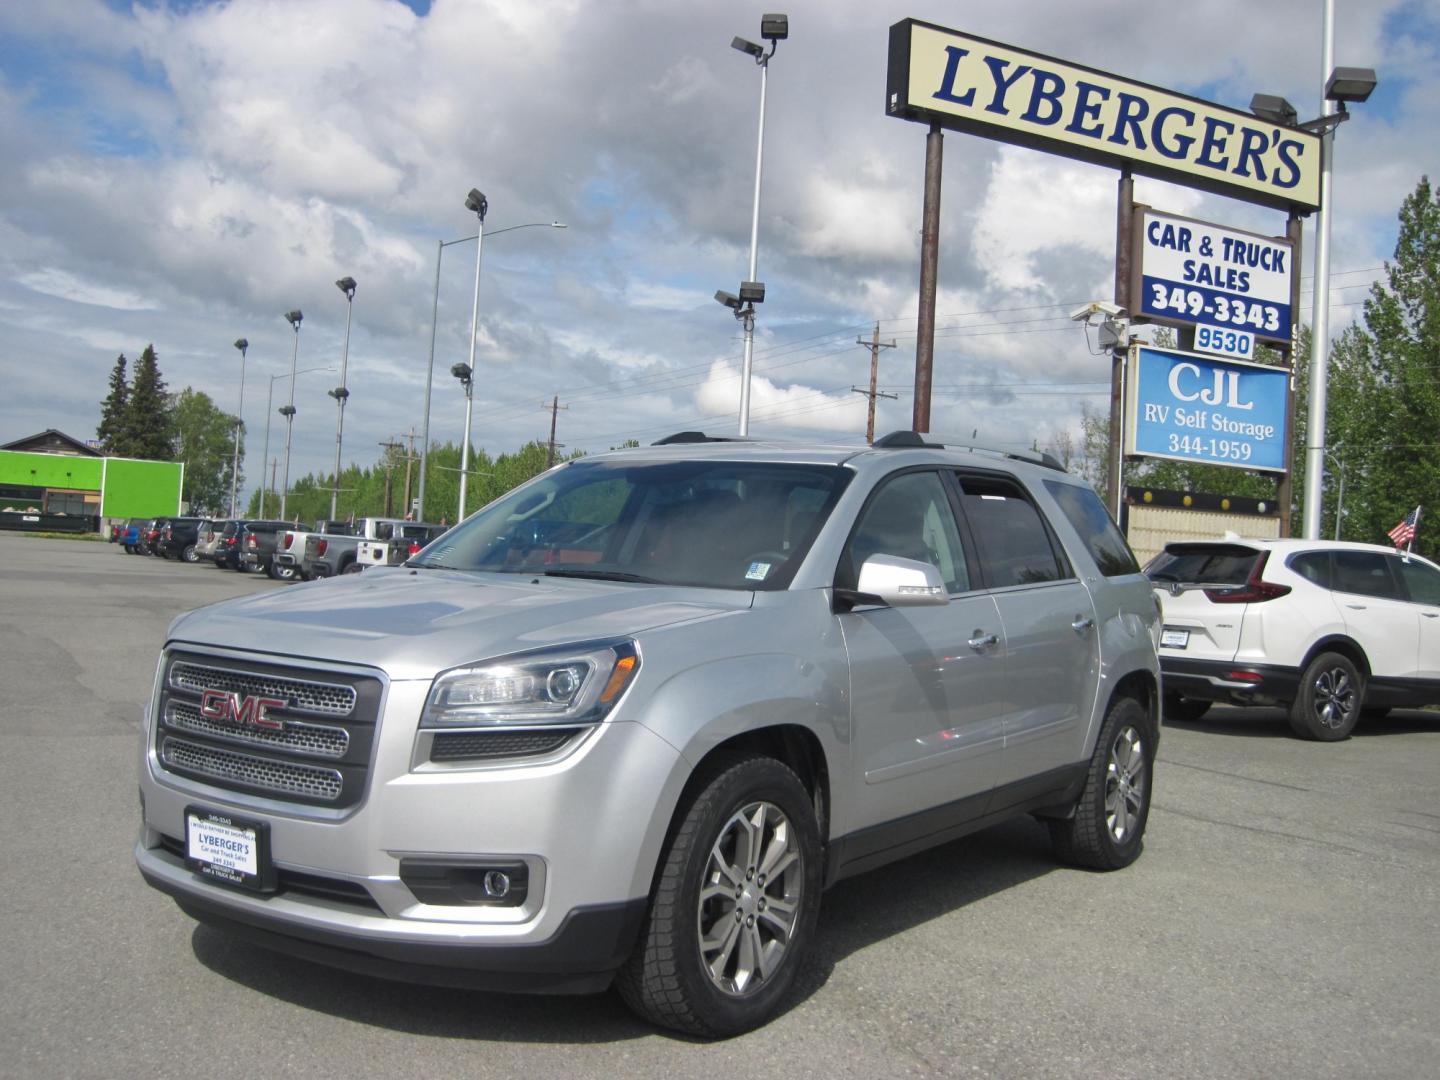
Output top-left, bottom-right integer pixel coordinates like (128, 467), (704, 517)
(1161, 629), (1189, 649)
(745, 562), (772, 581)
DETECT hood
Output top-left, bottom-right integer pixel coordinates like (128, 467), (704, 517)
(169, 568), (752, 680)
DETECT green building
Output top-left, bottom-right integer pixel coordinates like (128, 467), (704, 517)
(0, 429), (184, 533)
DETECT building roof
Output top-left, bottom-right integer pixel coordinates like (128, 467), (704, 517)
(0, 429), (102, 456)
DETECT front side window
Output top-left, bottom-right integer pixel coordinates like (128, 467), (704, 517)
(959, 474), (1066, 587)
(837, 470), (969, 593)
(1397, 557), (1440, 605)
(411, 458), (850, 591)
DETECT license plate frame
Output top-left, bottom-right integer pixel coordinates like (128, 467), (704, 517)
(185, 806), (276, 893)
(1160, 628), (1190, 649)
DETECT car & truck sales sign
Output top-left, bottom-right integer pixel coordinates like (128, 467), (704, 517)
(1126, 346), (1289, 472)
(1134, 209), (1294, 360)
(886, 20), (1322, 213)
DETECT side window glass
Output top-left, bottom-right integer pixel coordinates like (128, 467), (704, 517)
(1288, 551), (1332, 588)
(1332, 551), (1399, 599)
(839, 471), (969, 594)
(1397, 558), (1440, 605)
(958, 474), (1065, 587)
(1043, 479), (1139, 576)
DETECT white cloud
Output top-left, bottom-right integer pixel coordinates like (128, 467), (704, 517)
(16, 269), (160, 311)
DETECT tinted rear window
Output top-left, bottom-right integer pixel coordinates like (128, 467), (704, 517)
(1146, 544), (1260, 586)
(1044, 480), (1139, 577)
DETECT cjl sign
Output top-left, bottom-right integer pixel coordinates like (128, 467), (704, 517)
(1134, 209), (1294, 345)
(1126, 346), (1290, 473)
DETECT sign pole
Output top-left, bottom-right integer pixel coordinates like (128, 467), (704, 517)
(1108, 169), (1135, 519)
(913, 122), (942, 434)
(1278, 211), (1303, 536)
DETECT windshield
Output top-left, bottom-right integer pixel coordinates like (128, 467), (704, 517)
(411, 458), (850, 590)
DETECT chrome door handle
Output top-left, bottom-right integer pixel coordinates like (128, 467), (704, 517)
(968, 632), (999, 650)
(1424, 612), (1439, 619)
(1071, 616), (1094, 632)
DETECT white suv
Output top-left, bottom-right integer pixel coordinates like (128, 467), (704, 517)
(1147, 538), (1440, 740)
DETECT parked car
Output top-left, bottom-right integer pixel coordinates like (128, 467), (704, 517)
(195, 519), (231, 562)
(301, 517), (414, 578)
(272, 520), (355, 582)
(210, 520), (249, 569)
(353, 522), (448, 569)
(158, 517), (208, 562)
(120, 517), (148, 553)
(135, 430), (1162, 1036)
(236, 520), (295, 577)
(1148, 538), (1440, 740)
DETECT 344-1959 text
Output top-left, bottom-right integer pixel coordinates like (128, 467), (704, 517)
(1167, 434), (1253, 461)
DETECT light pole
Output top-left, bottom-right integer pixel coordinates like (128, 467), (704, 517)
(229, 338), (248, 517)
(329, 277), (357, 518)
(1251, 54), (1376, 538)
(451, 362), (475, 522)
(416, 201), (565, 521)
(257, 364), (331, 517)
(280, 309), (303, 519)
(725, 13), (787, 436)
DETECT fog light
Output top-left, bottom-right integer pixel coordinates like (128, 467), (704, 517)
(399, 859), (530, 906)
(483, 870), (510, 898)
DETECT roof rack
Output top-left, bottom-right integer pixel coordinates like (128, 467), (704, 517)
(871, 430), (1067, 473)
(651, 431), (747, 445)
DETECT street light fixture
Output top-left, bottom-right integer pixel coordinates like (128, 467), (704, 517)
(280, 309), (303, 519)
(1249, 59), (1377, 539)
(415, 202), (566, 522)
(726, 13), (787, 436)
(329, 276), (357, 518)
(229, 338), (248, 518)
(451, 361), (475, 523)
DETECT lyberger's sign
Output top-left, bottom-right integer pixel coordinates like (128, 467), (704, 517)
(887, 20), (1321, 212)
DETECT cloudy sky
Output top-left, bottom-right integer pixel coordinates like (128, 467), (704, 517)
(1, 0), (1436, 503)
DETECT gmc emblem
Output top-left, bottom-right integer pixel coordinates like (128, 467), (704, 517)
(199, 689), (287, 731)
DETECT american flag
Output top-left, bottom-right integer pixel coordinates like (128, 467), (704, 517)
(1388, 506), (1420, 548)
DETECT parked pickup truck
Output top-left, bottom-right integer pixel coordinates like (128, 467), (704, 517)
(272, 520), (355, 582)
(302, 517), (416, 578)
(353, 522), (448, 570)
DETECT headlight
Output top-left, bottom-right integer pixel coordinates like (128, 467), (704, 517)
(421, 641), (640, 727)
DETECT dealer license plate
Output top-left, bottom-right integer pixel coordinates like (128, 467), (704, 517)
(185, 806), (276, 892)
(1160, 628), (1190, 649)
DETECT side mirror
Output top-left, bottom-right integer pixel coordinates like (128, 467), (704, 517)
(854, 554), (949, 607)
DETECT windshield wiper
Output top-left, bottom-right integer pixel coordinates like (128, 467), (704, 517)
(543, 569), (662, 584)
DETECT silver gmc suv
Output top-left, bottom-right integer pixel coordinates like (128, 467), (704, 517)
(135, 431), (1162, 1036)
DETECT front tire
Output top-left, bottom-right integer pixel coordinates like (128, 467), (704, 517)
(1049, 695), (1155, 871)
(616, 754), (821, 1037)
(1288, 652), (1362, 741)
(182, 543), (198, 563)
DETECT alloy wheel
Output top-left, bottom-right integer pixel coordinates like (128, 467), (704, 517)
(1104, 725), (1147, 843)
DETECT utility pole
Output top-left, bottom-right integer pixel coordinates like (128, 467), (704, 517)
(545, 395), (569, 467)
(852, 323), (898, 444)
(269, 457), (279, 516)
(378, 438), (403, 518)
(402, 427), (417, 517)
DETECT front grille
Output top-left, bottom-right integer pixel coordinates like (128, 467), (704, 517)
(162, 738), (344, 801)
(170, 662), (356, 716)
(430, 728), (582, 762)
(155, 651), (382, 810)
(166, 701), (350, 759)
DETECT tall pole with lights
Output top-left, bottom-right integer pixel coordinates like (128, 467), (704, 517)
(452, 362), (475, 523)
(280, 309), (303, 519)
(229, 338), (248, 518)
(457, 188), (488, 522)
(329, 277), (357, 519)
(724, 14), (787, 436)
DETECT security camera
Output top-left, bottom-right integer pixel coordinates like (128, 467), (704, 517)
(1069, 300), (1126, 322)
(714, 290), (741, 310)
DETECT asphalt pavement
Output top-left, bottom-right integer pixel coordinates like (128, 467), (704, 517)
(1, 533), (1437, 1078)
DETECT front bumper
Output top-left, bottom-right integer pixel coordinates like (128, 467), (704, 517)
(136, 675), (683, 992)
(1160, 655), (1301, 705)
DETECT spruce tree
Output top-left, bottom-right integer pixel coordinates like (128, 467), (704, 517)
(126, 344), (175, 460)
(97, 353), (129, 454)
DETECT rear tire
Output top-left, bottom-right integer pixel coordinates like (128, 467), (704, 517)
(1049, 695), (1155, 871)
(615, 754), (821, 1037)
(182, 543), (199, 563)
(1287, 652), (1361, 741)
(269, 562), (297, 581)
(341, 561), (363, 575)
(1163, 692), (1210, 724)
